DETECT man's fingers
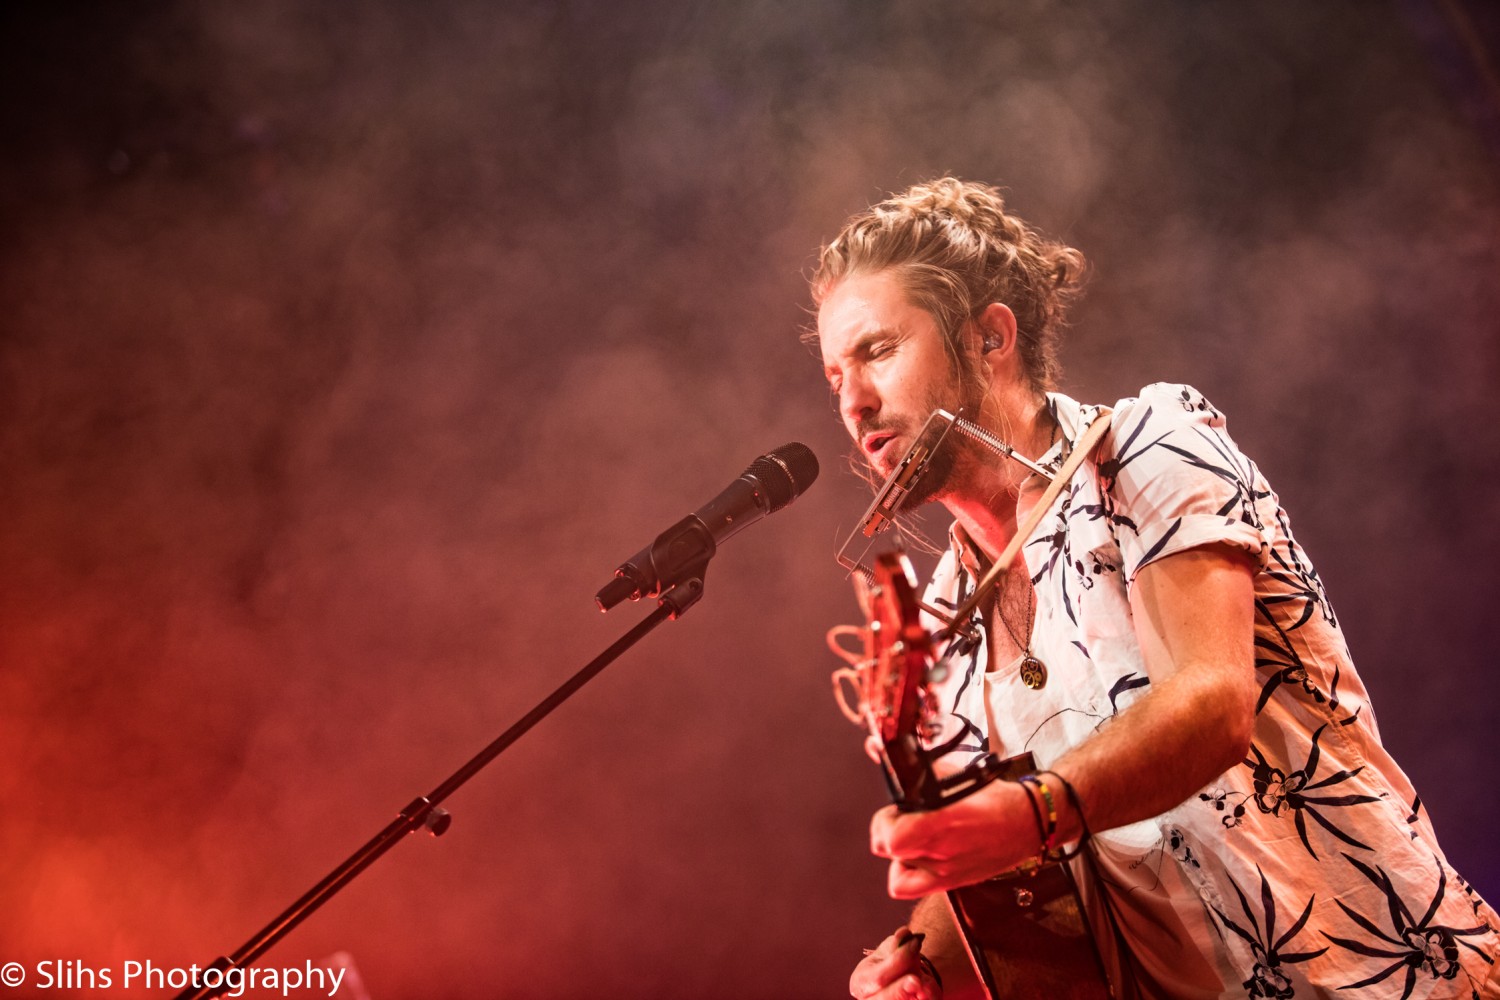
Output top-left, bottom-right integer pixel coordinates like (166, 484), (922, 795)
(870, 804), (898, 857)
(849, 929), (934, 1000)
(863, 973), (936, 1000)
(885, 851), (1000, 898)
(866, 926), (910, 961)
(888, 858), (942, 899)
(870, 805), (932, 858)
(871, 806), (951, 861)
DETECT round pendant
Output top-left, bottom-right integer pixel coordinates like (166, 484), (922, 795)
(1019, 655), (1048, 690)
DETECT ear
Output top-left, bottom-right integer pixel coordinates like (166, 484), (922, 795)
(976, 302), (1018, 358)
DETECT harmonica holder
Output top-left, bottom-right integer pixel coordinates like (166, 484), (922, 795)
(834, 409), (1057, 635)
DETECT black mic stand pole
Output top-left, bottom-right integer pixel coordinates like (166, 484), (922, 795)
(174, 571), (708, 1000)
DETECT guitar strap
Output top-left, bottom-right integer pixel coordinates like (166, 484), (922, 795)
(1067, 845), (1147, 1000)
(939, 409), (1114, 635)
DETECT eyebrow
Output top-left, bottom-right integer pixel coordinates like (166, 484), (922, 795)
(825, 327), (901, 374)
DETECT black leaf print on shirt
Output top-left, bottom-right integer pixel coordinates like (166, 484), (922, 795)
(1157, 426), (1269, 534)
(1167, 826), (1200, 868)
(1199, 724), (1380, 858)
(930, 573), (988, 754)
(1176, 386), (1222, 420)
(1405, 794), (1423, 841)
(1264, 508), (1336, 629)
(1028, 484), (1082, 625)
(1096, 404), (1168, 485)
(1131, 517), (1184, 578)
(1326, 852), (1496, 999)
(1107, 672), (1150, 713)
(1251, 599), (1348, 718)
(1246, 725), (1381, 858)
(1211, 865), (1327, 999)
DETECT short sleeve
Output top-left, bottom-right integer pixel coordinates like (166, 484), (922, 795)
(1102, 383), (1273, 584)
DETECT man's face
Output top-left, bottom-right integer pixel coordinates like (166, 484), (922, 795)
(818, 270), (972, 488)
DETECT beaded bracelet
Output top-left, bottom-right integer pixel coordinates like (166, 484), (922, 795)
(1038, 768), (1091, 846)
(1019, 774), (1058, 849)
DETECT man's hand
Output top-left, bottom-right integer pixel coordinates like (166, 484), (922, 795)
(869, 780), (1040, 898)
(849, 926), (941, 1000)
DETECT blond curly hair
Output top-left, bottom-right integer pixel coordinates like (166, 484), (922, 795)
(810, 178), (1086, 395)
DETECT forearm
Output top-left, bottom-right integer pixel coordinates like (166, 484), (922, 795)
(1047, 546), (1256, 843)
(1047, 663), (1253, 844)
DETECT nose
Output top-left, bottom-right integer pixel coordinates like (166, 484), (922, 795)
(837, 368), (879, 430)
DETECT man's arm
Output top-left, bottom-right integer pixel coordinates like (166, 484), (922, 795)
(1055, 543), (1257, 836)
(871, 544), (1256, 898)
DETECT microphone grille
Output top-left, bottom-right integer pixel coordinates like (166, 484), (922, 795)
(746, 443), (820, 513)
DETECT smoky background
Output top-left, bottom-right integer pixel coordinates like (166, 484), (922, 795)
(1, 1), (1496, 997)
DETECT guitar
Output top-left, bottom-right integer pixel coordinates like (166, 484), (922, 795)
(833, 552), (1117, 1000)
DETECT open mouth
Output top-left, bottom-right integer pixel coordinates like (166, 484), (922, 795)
(863, 432), (897, 459)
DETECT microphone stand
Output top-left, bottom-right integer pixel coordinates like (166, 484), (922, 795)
(174, 575), (707, 1000)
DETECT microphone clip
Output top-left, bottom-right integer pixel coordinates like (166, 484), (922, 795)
(595, 514), (715, 619)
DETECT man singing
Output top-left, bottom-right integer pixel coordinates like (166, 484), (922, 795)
(813, 178), (1499, 999)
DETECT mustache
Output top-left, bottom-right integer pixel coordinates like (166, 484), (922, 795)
(853, 416), (909, 442)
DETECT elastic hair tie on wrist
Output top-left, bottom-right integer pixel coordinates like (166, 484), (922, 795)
(916, 952), (943, 991)
(1016, 777), (1049, 859)
(1038, 768), (1091, 844)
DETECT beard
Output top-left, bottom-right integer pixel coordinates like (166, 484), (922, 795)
(856, 368), (990, 509)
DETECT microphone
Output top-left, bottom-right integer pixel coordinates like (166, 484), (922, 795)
(595, 443), (820, 613)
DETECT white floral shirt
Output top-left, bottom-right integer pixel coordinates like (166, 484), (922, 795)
(920, 383), (1500, 999)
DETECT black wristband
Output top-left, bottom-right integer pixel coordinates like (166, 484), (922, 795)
(1016, 777), (1049, 855)
(1039, 768), (1091, 843)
